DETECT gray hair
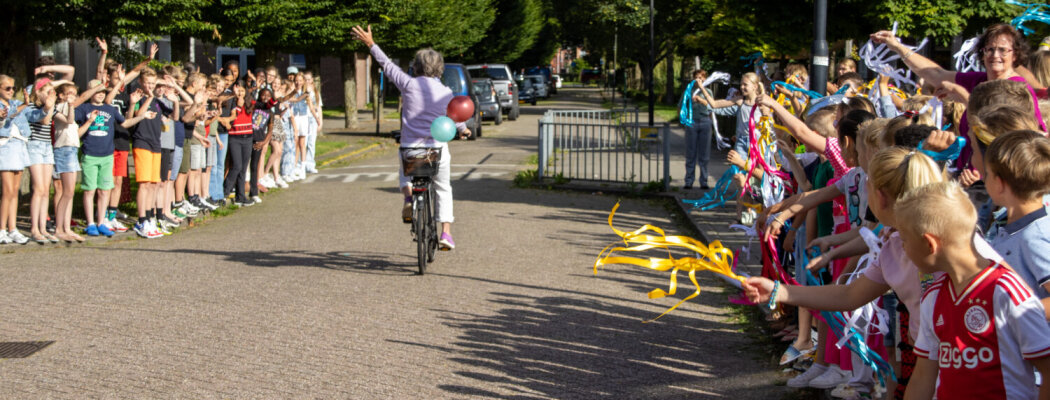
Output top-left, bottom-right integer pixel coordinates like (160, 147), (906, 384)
(411, 48), (444, 78)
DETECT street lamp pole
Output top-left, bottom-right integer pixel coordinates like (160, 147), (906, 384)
(810, 0), (829, 95)
(648, 0), (655, 126)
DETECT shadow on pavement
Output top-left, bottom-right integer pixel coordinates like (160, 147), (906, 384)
(123, 248), (419, 275)
(395, 289), (779, 399)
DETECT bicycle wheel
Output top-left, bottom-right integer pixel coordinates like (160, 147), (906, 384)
(414, 192), (428, 275)
(426, 188), (438, 262)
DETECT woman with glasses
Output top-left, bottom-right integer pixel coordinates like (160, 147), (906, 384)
(870, 23), (1043, 173)
(0, 75), (42, 244)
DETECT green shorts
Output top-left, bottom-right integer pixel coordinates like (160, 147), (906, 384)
(81, 154), (115, 191)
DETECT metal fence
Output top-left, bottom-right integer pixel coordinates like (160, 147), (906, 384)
(537, 109), (670, 190)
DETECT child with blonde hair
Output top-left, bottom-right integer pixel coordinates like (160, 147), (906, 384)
(899, 181), (1050, 399)
(745, 147), (948, 397)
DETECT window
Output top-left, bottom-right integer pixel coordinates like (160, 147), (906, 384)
(289, 54), (306, 68)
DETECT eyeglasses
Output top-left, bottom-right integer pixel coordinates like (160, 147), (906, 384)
(981, 46), (1013, 56)
(1, 86), (14, 91)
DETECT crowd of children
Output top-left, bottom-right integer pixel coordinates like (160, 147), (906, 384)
(684, 23), (1050, 399)
(0, 39), (324, 243)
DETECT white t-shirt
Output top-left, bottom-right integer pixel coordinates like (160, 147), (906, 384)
(52, 102), (80, 148)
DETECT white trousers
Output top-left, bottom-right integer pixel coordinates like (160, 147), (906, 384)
(399, 143), (453, 224)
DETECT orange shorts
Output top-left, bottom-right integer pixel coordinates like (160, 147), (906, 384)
(133, 148), (162, 183)
(113, 150), (129, 177)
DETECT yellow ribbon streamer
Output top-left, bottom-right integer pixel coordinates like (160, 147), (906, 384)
(594, 202), (744, 322)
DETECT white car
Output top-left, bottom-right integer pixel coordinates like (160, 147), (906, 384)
(553, 74), (562, 89)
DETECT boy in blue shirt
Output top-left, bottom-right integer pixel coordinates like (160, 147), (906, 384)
(985, 130), (1050, 319)
(76, 80), (152, 237)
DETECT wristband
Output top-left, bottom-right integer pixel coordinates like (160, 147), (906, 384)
(767, 280), (780, 310)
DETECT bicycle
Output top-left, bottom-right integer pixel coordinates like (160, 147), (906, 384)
(400, 147), (441, 274)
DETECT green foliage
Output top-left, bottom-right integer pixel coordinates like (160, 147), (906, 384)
(514, 169), (539, 187)
(873, 0), (1014, 43)
(464, 0), (545, 64)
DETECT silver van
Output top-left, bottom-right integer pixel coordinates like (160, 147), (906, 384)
(467, 64), (520, 121)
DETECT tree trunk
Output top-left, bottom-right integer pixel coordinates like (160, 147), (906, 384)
(342, 54), (358, 129)
(170, 33), (191, 63)
(663, 53), (676, 105)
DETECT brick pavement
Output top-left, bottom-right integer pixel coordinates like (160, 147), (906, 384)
(0, 89), (785, 399)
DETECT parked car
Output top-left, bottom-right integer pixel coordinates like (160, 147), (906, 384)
(580, 68), (603, 85)
(440, 63), (482, 139)
(515, 76), (538, 105)
(471, 78), (502, 125)
(526, 66), (555, 95)
(467, 64), (520, 121)
(524, 75), (549, 99)
(552, 74), (562, 89)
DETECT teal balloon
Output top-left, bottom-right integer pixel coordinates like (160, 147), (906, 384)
(430, 116), (457, 142)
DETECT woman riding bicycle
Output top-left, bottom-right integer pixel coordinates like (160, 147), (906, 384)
(352, 25), (470, 250)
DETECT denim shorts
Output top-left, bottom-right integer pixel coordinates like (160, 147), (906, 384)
(0, 138), (30, 171)
(53, 146), (81, 175)
(27, 140), (54, 165)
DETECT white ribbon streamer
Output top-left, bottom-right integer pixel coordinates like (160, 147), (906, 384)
(953, 36), (983, 73)
(859, 22), (928, 90)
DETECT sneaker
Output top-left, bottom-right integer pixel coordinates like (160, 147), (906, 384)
(8, 230), (29, 244)
(307, 167), (319, 174)
(275, 175), (289, 188)
(86, 224), (100, 237)
(282, 174), (296, 183)
(235, 198), (255, 207)
(160, 216), (180, 230)
(252, 195), (262, 203)
(402, 201), (413, 223)
(438, 232), (455, 250)
(153, 220), (171, 236)
(0, 230), (10, 244)
(787, 363), (827, 388)
(260, 174), (276, 188)
(111, 218), (129, 232)
(134, 222), (151, 238)
(198, 198), (218, 211)
(173, 209), (188, 219)
(46, 219), (56, 234)
(808, 364), (851, 389)
(97, 223), (115, 237)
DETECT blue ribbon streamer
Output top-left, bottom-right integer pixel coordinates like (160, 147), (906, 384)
(799, 246), (896, 386)
(771, 81), (824, 100)
(682, 166), (741, 211)
(741, 52), (764, 68)
(917, 136), (967, 162)
(1007, 0), (1050, 35)
(680, 81), (695, 127)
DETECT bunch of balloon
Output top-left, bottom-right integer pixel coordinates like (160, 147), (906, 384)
(430, 96), (474, 142)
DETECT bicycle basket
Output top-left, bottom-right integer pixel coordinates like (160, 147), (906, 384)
(400, 147), (442, 177)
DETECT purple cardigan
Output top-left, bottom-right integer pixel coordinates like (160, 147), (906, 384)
(370, 44), (465, 147)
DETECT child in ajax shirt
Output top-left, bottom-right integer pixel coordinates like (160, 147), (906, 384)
(898, 182), (1050, 400)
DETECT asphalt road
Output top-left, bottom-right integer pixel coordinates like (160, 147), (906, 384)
(0, 89), (784, 399)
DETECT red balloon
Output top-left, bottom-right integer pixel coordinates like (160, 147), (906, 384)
(446, 95), (474, 123)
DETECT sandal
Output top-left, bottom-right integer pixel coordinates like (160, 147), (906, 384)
(45, 233), (60, 243)
(779, 343), (816, 365)
(32, 234), (48, 244)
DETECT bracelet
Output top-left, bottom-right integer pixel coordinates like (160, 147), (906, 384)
(902, 48), (916, 61)
(1042, 42), (1050, 48)
(767, 280), (780, 310)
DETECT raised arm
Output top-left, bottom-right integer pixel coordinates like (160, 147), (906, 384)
(870, 30), (957, 88)
(352, 25), (411, 91)
(95, 37), (109, 82)
(757, 94), (827, 153)
(36, 64), (75, 81)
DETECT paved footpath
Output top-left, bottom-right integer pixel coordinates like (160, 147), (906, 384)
(0, 89), (785, 399)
